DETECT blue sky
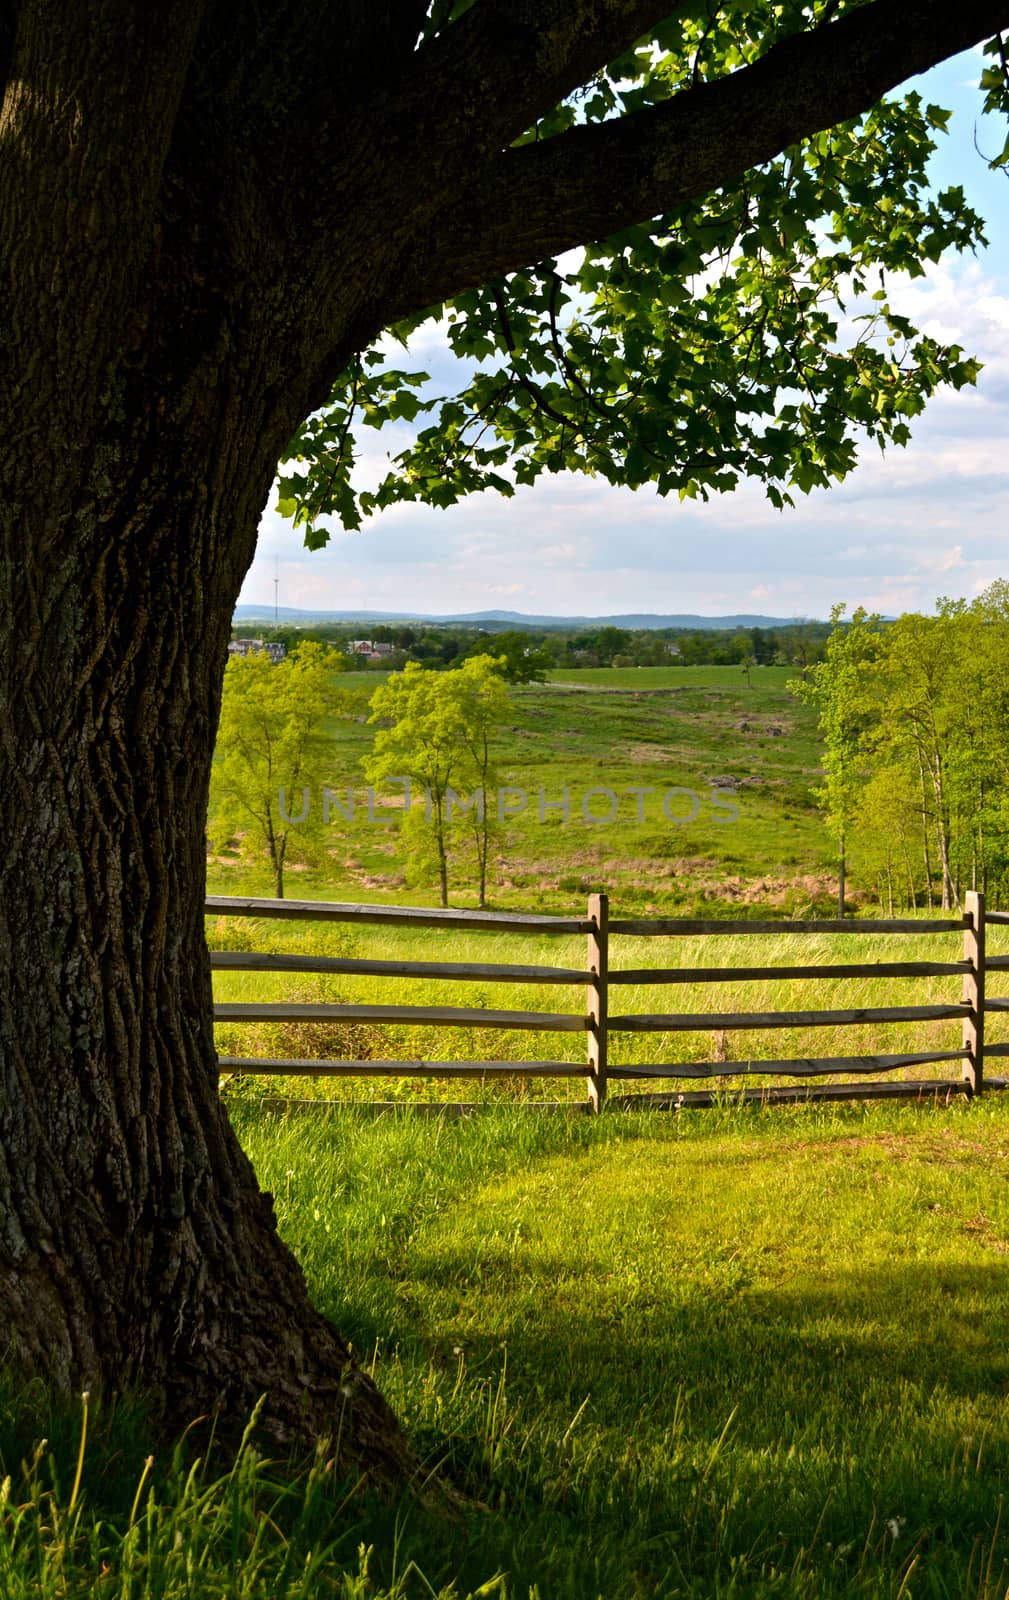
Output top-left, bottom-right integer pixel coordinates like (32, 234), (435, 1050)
(241, 49), (1009, 622)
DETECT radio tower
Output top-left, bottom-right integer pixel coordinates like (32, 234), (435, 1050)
(273, 557), (279, 625)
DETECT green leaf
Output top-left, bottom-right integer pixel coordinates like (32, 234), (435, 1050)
(272, 60), (982, 537)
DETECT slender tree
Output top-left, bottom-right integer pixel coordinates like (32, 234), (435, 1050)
(453, 657), (512, 908)
(791, 605), (887, 916)
(877, 608), (963, 910)
(365, 657), (510, 906)
(210, 643), (337, 897)
(2, 1), (1009, 1473)
(947, 587), (1009, 900)
(800, 588), (1009, 912)
(851, 761), (925, 914)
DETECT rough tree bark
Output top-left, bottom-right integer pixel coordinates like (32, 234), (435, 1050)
(1, 0), (1007, 1479)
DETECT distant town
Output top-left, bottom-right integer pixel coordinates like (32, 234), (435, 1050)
(229, 613), (830, 673)
(228, 636), (397, 665)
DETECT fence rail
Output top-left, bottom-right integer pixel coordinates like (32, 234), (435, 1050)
(208, 888), (1008, 1113)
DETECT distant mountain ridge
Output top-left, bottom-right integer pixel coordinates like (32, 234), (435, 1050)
(233, 604), (814, 630)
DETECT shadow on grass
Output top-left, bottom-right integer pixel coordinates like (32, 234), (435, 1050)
(4, 1256), (1009, 1598)
(397, 1250), (1009, 1412)
(375, 1252), (1009, 1592)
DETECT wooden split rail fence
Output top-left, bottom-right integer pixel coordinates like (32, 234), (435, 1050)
(207, 889), (1009, 1113)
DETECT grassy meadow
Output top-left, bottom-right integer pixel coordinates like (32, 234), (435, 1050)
(211, 663), (832, 917)
(6, 1098), (1009, 1597)
(207, 662), (1001, 1104)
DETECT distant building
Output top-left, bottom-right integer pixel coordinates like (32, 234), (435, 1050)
(228, 638), (287, 663)
(347, 639), (395, 661)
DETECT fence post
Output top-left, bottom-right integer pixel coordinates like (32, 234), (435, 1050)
(587, 891), (609, 1112)
(963, 890), (985, 1096)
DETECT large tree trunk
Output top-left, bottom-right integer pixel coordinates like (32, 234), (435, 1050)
(0, 407), (410, 1479)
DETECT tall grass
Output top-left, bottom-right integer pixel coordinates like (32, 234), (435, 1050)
(210, 915), (1009, 1105)
(0, 1390), (465, 1598)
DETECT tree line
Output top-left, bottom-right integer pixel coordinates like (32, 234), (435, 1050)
(794, 585), (1009, 915)
(231, 617), (831, 676)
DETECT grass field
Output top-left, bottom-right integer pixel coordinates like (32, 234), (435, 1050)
(544, 663), (792, 688)
(7, 1097), (1009, 1597)
(207, 663), (986, 1108)
(211, 664), (832, 916)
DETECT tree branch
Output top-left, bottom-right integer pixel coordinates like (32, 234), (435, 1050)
(299, 1), (680, 238)
(385, 0), (1009, 319)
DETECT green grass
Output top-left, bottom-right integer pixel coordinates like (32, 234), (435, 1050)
(211, 664), (830, 915)
(16, 666), (993, 1593)
(8, 1098), (1009, 1596)
(544, 663), (793, 688)
(204, 660), (977, 1110)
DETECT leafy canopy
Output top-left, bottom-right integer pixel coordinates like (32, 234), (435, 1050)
(365, 656), (510, 804)
(790, 604), (887, 854)
(793, 587), (1009, 909)
(276, 7), (1009, 546)
(468, 631), (551, 684)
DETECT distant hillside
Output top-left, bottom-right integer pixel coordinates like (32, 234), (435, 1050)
(232, 604), (813, 630)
